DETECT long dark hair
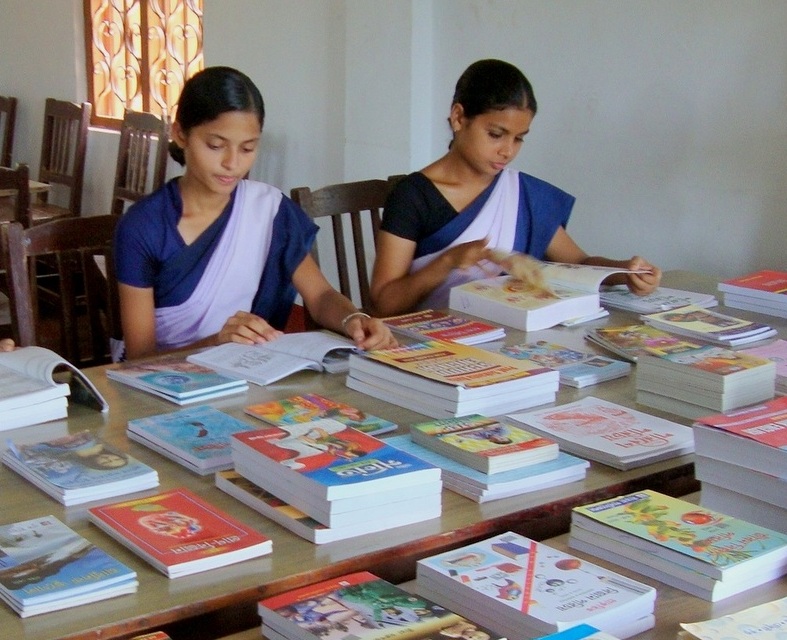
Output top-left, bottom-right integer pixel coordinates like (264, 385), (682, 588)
(169, 66), (265, 165)
(452, 59), (537, 117)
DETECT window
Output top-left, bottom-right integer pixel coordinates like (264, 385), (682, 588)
(83, 0), (204, 128)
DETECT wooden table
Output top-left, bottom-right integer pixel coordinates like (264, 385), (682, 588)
(1, 271), (783, 640)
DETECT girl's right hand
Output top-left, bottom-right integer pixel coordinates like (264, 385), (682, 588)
(445, 238), (492, 270)
(218, 311), (283, 345)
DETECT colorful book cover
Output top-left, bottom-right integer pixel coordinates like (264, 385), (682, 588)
(383, 309), (504, 344)
(641, 343), (773, 376)
(127, 406), (258, 468)
(534, 624), (621, 640)
(0, 515), (136, 609)
(585, 324), (687, 361)
(679, 596), (787, 640)
(259, 570), (505, 640)
(87, 488), (272, 575)
(692, 395), (787, 449)
(573, 490), (787, 575)
(720, 270), (787, 296)
(245, 393), (396, 437)
(642, 305), (773, 340)
(742, 339), (787, 379)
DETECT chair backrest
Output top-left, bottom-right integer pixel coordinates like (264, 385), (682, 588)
(0, 163), (31, 227)
(111, 109), (170, 216)
(291, 179), (391, 314)
(1, 215), (120, 367)
(0, 95), (17, 167)
(37, 98), (91, 217)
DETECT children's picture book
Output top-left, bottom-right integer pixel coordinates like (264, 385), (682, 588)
(0, 346), (108, 430)
(678, 596), (787, 640)
(718, 269), (787, 318)
(742, 338), (787, 394)
(410, 414), (558, 474)
(87, 487), (272, 578)
(244, 393), (396, 437)
(570, 490), (787, 582)
(499, 340), (631, 388)
(448, 262), (647, 332)
(584, 324), (686, 362)
(186, 331), (358, 386)
(415, 531), (655, 638)
(641, 304), (777, 346)
(507, 397), (695, 469)
(599, 285), (717, 314)
(258, 571), (505, 640)
(106, 353), (248, 405)
(0, 515), (137, 617)
(2, 430), (159, 505)
(127, 405), (258, 474)
(383, 309), (505, 345)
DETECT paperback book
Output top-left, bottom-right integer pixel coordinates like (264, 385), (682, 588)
(2, 430), (159, 505)
(718, 269), (787, 318)
(535, 625), (622, 640)
(0, 515), (137, 617)
(106, 353), (248, 405)
(127, 405), (258, 474)
(409, 414), (558, 474)
(679, 596), (787, 640)
(741, 338), (787, 395)
(87, 487), (273, 578)
(508, 396), (695, 469)
(186, 331), (358, 385)
(383, 308), (505, 345)
(584, 324), (686, 363)
(245, 393), (396, 437)
(599, 284), (717, 314)
(415, 531), (656, 639)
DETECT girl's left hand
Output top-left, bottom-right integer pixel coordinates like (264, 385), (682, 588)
(625, 256), (662, 295)
(0, 338), (15, 352)
(344, 315), (399, 351)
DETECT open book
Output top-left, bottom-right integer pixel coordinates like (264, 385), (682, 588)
(186, 331), (357, 386)
(449, 262), (647, 331)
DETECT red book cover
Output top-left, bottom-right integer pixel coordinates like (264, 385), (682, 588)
(694, 395), (787, 448)
(722, 270), (787, 294)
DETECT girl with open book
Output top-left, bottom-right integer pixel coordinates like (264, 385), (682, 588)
(370, 59), (662, 316)
(114, 67), (396, 360)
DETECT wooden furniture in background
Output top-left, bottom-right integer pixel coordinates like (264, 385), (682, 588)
(0, 94), (17, 167)
(0, 163), (31, 226)
(30, 98), (91, 224)
(1, 215), (120, 366)
(111, 109), (170, 216)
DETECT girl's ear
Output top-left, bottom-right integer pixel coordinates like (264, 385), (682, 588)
(171, 121), (187, 149)
(449, 103), (465, 133)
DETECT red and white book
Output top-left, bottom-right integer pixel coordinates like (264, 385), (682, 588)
(718, 270), (787, 317)
(383, 309), (505, 345)
(87, 487), (272, 578)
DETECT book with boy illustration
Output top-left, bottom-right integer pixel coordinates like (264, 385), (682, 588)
(347, 340), (560, 418)
(127, 405), (258, 474)
(2, 430), (159, 505)
(507, 396), (695, 469)
(0, 346), (108, 431)
(409, 414), (558, 474)
(0, 515), (137, 617)
(718, 269), (787, 317)
(258, 570), (505, 640)
(415, 531), (656, 639)
(106, 353), (248, 405)
(598, 284), (717, 314)
(245, 393), (396, 437)
(640, 304), (777, 346)
(186, 331), (358, 386)
(498, 340), (631, 388)
(584, 324), (685, 363)
(87, 487), (272, 578)
(383, 309), (505, 345)
(569, 490), (787, 601)
(448, 262), (646, 332)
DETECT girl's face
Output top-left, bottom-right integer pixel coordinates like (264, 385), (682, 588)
(451, 105), (533, 178)
(174, 110), (261, 196)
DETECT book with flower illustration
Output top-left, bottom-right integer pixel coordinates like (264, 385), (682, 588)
(244, 393), (396, 437)
(87, 487), (272, 578)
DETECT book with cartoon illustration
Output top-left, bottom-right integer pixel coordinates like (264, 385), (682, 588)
(87, 487), (272, 578)
(584, 324), (686, 363)
(383, 309), (505, 345)
(415, 531), (655, 638)
(244, 393), (396, 437)
(641, 304), (776, 346)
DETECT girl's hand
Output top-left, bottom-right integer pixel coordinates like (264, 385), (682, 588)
(625, 256), (662, 295)
(445, 238), (492, 270)
(0, 338), (15, 352)
(218, 311), (283, 345)
(344, 315), (399, 351)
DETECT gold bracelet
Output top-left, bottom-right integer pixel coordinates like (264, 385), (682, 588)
(341, 311), (371, 332)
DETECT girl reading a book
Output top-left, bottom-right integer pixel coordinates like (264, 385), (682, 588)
(114, 66), (396, 360)
(370, 59), (662, 315)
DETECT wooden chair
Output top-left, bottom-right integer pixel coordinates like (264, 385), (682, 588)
(111, 109), (170, 216)
(0, 163), (31, 226)
(1, 215), (121, 367)
(0, 95), (17, 167)
(29, 98), (91, 224)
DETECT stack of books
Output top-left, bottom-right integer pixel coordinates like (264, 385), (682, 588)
(693, 397), (787, 533)
(258, 571), (505, 640)
(227, 419), (442, 536)
(635, 339), (776, 419)
(385, 434), (589, 503)
(497, 340), (631, 388)
(569, 490), (787, 602)
(742, 338), (787, 395)
(127, 405), (258, 475)
(679, 596), (787, 640)
(383, 308), (505, 345)
(87, 487), (272, 578)
(507, 397), (695, 469)
(415, 531), (656, 639)
(599, 284), (717, 314)
(640, 304), (777, 346)
(718, 269), (787, 318)
(2, 431), (159, 506)
(346, 340), (560, 418)
(584, 323), (686, 362)
(0, 515), (137, 617)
